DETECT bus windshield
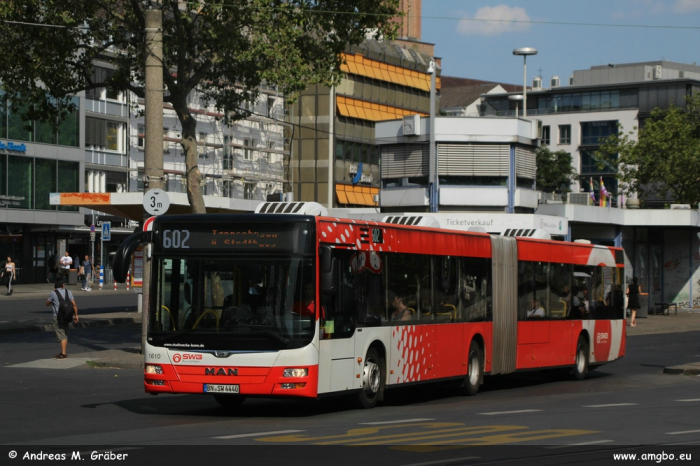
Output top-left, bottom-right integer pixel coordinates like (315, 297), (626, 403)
(151, 256), (317, 351)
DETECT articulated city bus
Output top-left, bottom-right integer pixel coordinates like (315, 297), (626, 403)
(113, 202), (625, 409)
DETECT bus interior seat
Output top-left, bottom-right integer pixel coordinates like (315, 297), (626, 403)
(550, 300), (567, 318)
(437, 304), (456, 322)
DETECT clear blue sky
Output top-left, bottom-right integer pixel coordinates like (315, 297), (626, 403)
(421, 0), (700, 85)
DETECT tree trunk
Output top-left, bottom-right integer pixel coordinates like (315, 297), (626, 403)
(174, 101), (206, 214)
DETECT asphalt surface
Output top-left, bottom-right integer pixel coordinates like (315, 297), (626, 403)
(2, 282), (699, 375)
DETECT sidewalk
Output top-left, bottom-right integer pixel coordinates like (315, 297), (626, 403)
(2, 284), (699, 374)
(2, 280), (136, 300)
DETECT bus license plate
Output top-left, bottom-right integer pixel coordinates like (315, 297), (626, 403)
(204, 384), (240, 394)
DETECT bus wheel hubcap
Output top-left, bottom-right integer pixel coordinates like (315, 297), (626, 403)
(577, 349), (585, 372)
(469, 354), (479, 385)
(363, 361), (380, 395)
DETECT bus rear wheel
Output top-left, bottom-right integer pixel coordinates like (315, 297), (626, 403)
(573, 336), (589, 381)
(460, 340), (483, 396)
(357, 348), (384, 409)
(213, 394), (246, 408)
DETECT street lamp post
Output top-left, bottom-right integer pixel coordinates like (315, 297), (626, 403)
(427, 60), (437, 213)
(512, 47), (537, 118)
(508, 94), (524, 119)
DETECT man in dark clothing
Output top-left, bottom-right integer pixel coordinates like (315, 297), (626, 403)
(46, 279), (78, 359)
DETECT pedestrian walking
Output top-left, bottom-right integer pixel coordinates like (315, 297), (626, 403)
(46, 279), (78, 359)
(81, 255), (93, 291)
(2, 256), (15, 295)
(627, 276), (641, 327)
(60, 251), (72, 280)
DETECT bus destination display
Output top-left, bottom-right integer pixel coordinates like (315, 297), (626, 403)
(155, 226), (298, 252)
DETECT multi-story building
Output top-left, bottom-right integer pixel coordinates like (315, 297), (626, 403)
(286, 0), (438, 209)
(465, 60), (700, 312)
(286, 40), (437, 208)
(0, 93), (83, 282)
(127, 84), (287, 204)
(4, 59), (289, 282)
(480, 60), (700, 208)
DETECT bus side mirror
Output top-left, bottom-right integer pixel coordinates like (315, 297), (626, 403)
(113, 231), (146, 283)
(320, 246), (336, 295)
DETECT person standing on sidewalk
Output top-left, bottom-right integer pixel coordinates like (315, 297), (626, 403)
(60, 251), (72, 281)
(627, 276), (641, 327)
(46, 279), (78, 359)
(81, 255), (93, 291)
(2, 257), (15, 295)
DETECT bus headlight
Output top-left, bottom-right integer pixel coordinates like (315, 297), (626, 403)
(283, 368), (308, 378)
(146, 364), (164, 375)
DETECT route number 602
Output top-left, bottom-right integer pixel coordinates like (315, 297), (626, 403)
(162, 229), (190, 249)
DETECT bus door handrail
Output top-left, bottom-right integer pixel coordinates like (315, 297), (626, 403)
(160, 305), (177, 331)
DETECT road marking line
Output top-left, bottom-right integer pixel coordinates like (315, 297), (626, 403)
(666, 429), (700, 435)
(582, 403), (637, 408)
(257, 422), (464, 444)
(317, 425), (524, 446)
(214, 430), (305, 439)
(401, 457), (480, 466)
(360, 418), (435, 425)
(477, 409), (542, 415)
(675, 398), (700, 402)
(546, 440), (614, 448)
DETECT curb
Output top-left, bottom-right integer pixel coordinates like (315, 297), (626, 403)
(86, 359), (144, 371)
(663, 366), (700, 376)
(0, 316), (141, 335)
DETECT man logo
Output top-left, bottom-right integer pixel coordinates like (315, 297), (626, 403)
(205, 368), (238, 376)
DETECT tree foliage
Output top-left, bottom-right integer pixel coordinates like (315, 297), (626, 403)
(596, 93), (700, 205)
(535, 146), (576, 194)
(0, 0), (400, 213)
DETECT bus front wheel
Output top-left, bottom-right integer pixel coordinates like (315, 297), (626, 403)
(460, 340), (483, 396)
(573, 336), (589, 381)
(357, 348), (384, 409)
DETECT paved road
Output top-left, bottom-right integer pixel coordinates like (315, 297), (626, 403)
(0, 327), (698, 465)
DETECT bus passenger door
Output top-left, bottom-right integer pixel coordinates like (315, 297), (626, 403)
(317, 247), (357, 394)
(318, 337), (355, 394)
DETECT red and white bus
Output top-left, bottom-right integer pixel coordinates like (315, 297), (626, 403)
(114, 202), (625, 408)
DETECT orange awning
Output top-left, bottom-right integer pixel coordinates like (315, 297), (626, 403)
(336, 187), (349, 204)
(336, 96), (427, 122)
(340, 52), (434, 92)
(336, 185), (379, 207)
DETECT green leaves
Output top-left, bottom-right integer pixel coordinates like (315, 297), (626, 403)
(536, 146), (576, 194)
(596, 93), (700, 205)
(0, 0), (400, 213)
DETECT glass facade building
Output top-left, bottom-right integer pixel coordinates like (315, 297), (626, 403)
(287, 39), (437, 207)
